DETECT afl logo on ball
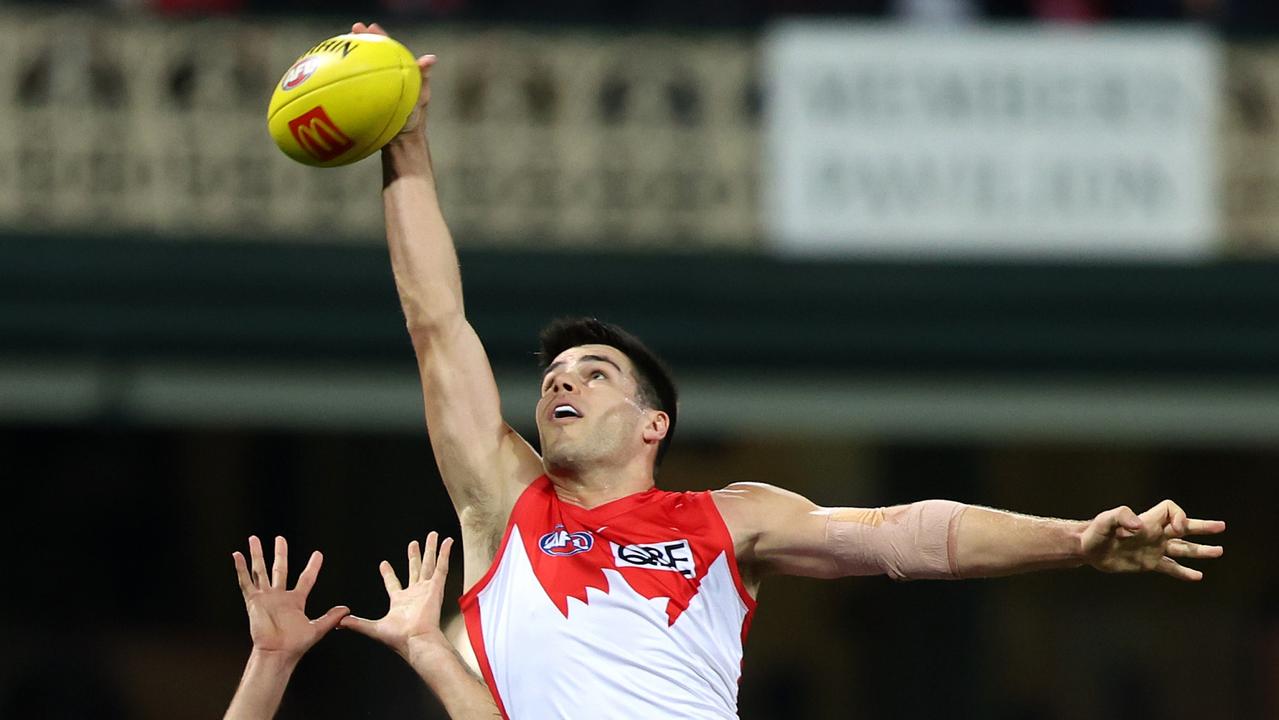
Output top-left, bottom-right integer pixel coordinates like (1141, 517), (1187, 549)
(539, 525), (594, 556)
(281, 57), (320, 91)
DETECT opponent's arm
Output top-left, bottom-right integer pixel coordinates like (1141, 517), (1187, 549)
(717, 483), (1224, 581)
(224, 536), (349, 720)
(341, 533), (501, 719)
(356, 22), (542, 519)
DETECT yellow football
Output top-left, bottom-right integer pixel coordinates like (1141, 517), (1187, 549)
(267, 33), (421, 168)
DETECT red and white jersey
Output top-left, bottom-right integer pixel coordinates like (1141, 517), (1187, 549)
(460, 476), (757, 719)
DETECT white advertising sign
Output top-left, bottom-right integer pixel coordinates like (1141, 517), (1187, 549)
(764, 24), (1221, 258)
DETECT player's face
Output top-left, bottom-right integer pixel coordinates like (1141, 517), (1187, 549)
(536, 344), (652, 473)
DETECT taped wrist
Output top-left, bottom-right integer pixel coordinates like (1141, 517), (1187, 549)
(824, 500), (968, 580)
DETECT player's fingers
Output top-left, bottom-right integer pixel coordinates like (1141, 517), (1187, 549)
(352, 22), (366, 33)
(295, 551), (323, 597)
(232, 552), (253, 596)
(368, 22), (387, 36)
(1156, 556), (1203, 581)
(421, 532), (439, 581)
(407, 540), (421, 585)
(1166, 539), (1224, 560)
(420, 54), (437, 70)
(1186, 519), (1226, 535)
(249, 535), (269, 589)
(379, 560), (402, 595)
(313, 605), (351, 635)
(271, 536), (288, 588)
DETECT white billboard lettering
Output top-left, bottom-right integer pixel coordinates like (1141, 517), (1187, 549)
(765, 25), (1221, 258)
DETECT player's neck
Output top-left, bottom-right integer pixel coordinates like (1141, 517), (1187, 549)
(546, 459), (655, 510)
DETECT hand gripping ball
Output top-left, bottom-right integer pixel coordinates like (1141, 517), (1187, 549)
(267, 33), (422, 168)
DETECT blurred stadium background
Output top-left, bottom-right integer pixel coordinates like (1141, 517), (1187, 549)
(2, 1), (1277, 718)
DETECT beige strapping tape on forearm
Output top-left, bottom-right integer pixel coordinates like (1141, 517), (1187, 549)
(823, 501), (968, 580)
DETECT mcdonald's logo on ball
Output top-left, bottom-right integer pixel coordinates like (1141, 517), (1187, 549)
(287, 106), (355, 163)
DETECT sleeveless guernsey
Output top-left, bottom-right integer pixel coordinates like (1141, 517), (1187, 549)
(459, 476), (757, 719)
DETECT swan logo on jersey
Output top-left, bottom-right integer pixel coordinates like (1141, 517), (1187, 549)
(612, 539), (696, 578)
(539, 526), (594, 556)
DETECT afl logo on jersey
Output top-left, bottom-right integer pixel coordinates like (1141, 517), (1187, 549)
(539, 525), (594, 556)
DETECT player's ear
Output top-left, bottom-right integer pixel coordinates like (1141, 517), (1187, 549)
(643, 410), (670, 444)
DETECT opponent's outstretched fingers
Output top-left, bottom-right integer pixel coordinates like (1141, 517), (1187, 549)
(295, 550), (324, 597)
(379, 560), (403, 595)
(1154, 499), (1189, 537)
(271, 536), (289, 589)
(1157, 556), (1203, 581)
(435, 537), (453, 584)
(421, 532), (439, 582)
(407, 540), (422, 585)
(1117, 505), (1144, 534)
(1166, 539), (1224, 560)
(313, 605), (351, 635)
(248, 535), (270, 589)
(1186, 518), (1227, 536)
(232, 551), (254, 596)
(1098, 506), (1142, 538)
(338, 614), (380, 639)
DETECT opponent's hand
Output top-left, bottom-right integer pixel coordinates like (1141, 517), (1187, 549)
(1081, 500), (1225, 581)
(341, 532), (455, 661)
(352, 21), (435, 137)
(232, 536), (350, 660)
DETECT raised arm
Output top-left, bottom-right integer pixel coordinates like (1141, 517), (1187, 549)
(357, 22), (542, 530)
(715, 483), (1224, 582)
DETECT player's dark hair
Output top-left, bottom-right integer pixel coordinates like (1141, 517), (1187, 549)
(538, 317), (678, 467)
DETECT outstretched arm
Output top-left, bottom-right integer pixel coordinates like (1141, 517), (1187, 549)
(355, 21), (542, 534)
(959, 499), (1225, 580)
(716, 484), (1224, 582)
(224, 536), (349, 720)
(342, 533), (501, 719)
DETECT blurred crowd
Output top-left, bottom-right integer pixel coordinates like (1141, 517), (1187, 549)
(16, 0), (1279, 32)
